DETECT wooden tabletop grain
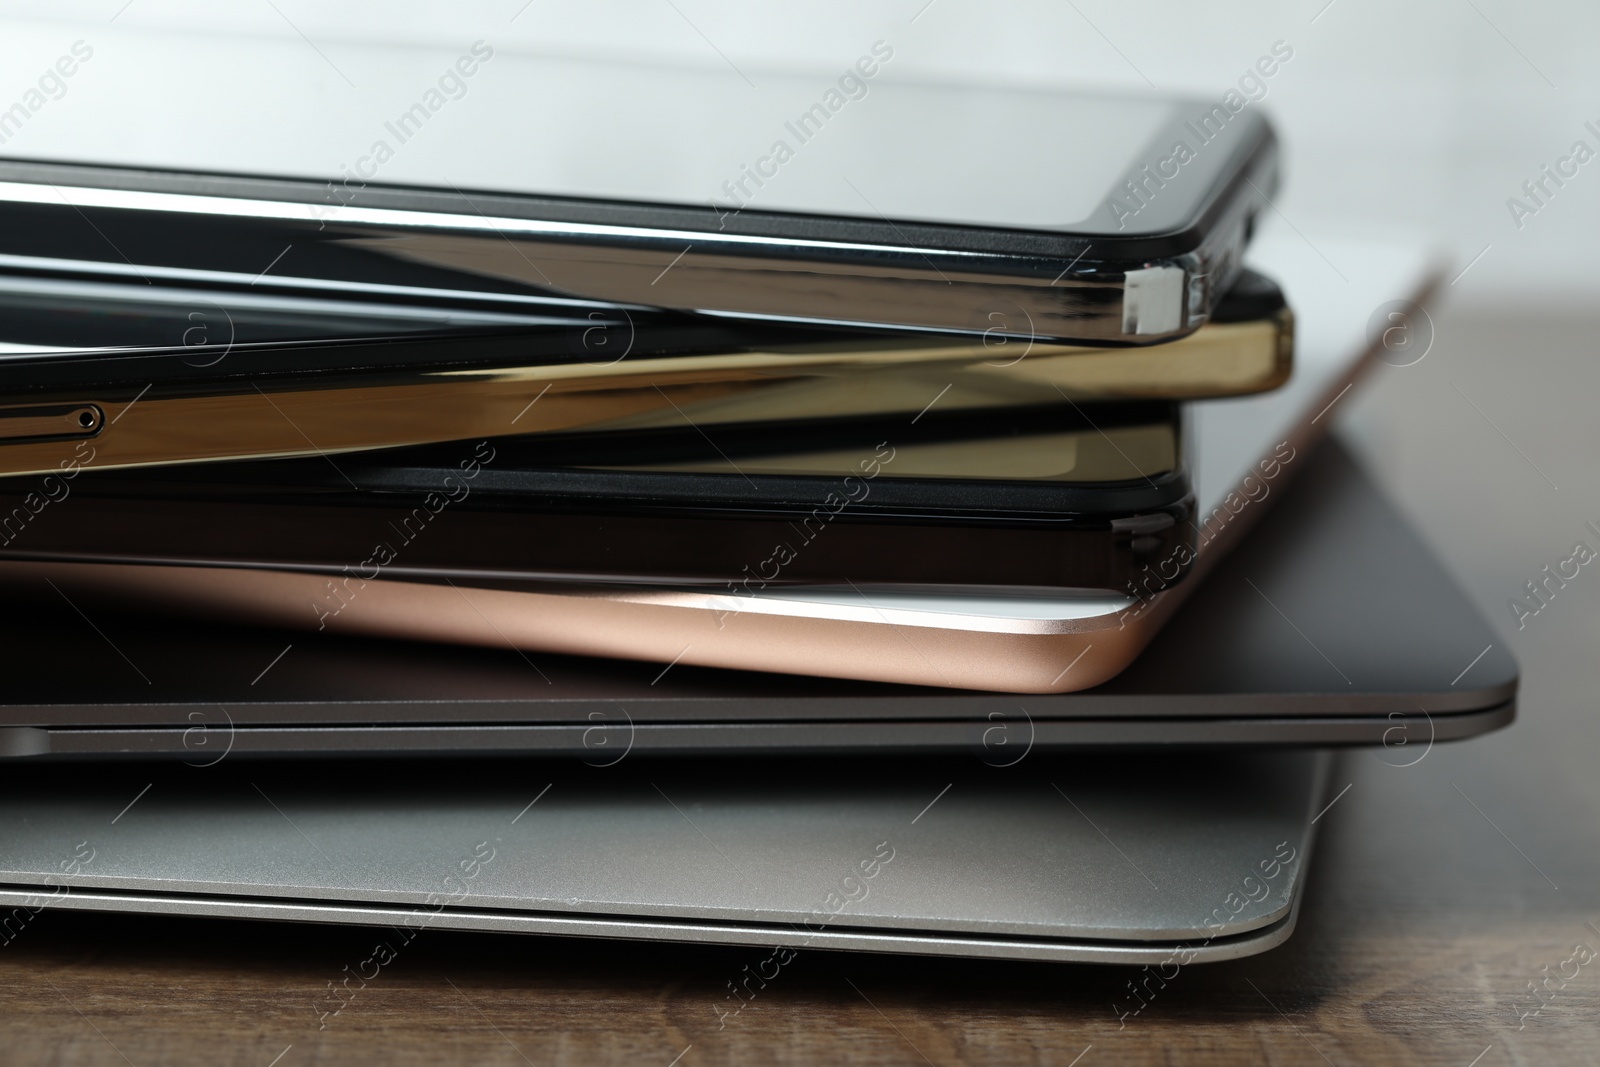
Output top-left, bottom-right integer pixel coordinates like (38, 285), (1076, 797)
(2, 307), (1597, 1066)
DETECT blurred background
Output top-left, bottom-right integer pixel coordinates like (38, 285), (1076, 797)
(0, 0), (1594, 764)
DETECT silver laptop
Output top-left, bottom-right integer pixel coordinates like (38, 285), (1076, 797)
(0, 749), (1331, 966)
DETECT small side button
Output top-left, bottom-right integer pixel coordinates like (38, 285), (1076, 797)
(0, 403), (104, 442)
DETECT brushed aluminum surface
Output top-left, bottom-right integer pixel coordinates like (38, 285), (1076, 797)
(0, 751), (1329, 963)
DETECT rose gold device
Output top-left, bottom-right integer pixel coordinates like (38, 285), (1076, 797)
(5, 235), (1434, 692)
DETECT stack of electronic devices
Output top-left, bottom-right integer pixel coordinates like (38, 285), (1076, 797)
(0, 77), (1514, 969)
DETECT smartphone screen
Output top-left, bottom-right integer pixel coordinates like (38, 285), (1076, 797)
(481, 61), (1176, 231)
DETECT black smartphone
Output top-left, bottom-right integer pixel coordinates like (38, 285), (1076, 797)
(0, 70), (1273, 344)
(0, 403), (1192, 596)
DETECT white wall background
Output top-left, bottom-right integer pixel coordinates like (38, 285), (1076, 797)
(0, 0), (1594, 306)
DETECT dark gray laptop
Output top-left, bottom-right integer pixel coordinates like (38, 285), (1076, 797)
(0, 441), (1515, 760)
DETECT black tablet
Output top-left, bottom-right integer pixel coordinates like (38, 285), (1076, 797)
(0, 402), (1193, 595)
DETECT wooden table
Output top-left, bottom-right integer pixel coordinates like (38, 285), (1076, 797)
(2, 306), (1597, 1065)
